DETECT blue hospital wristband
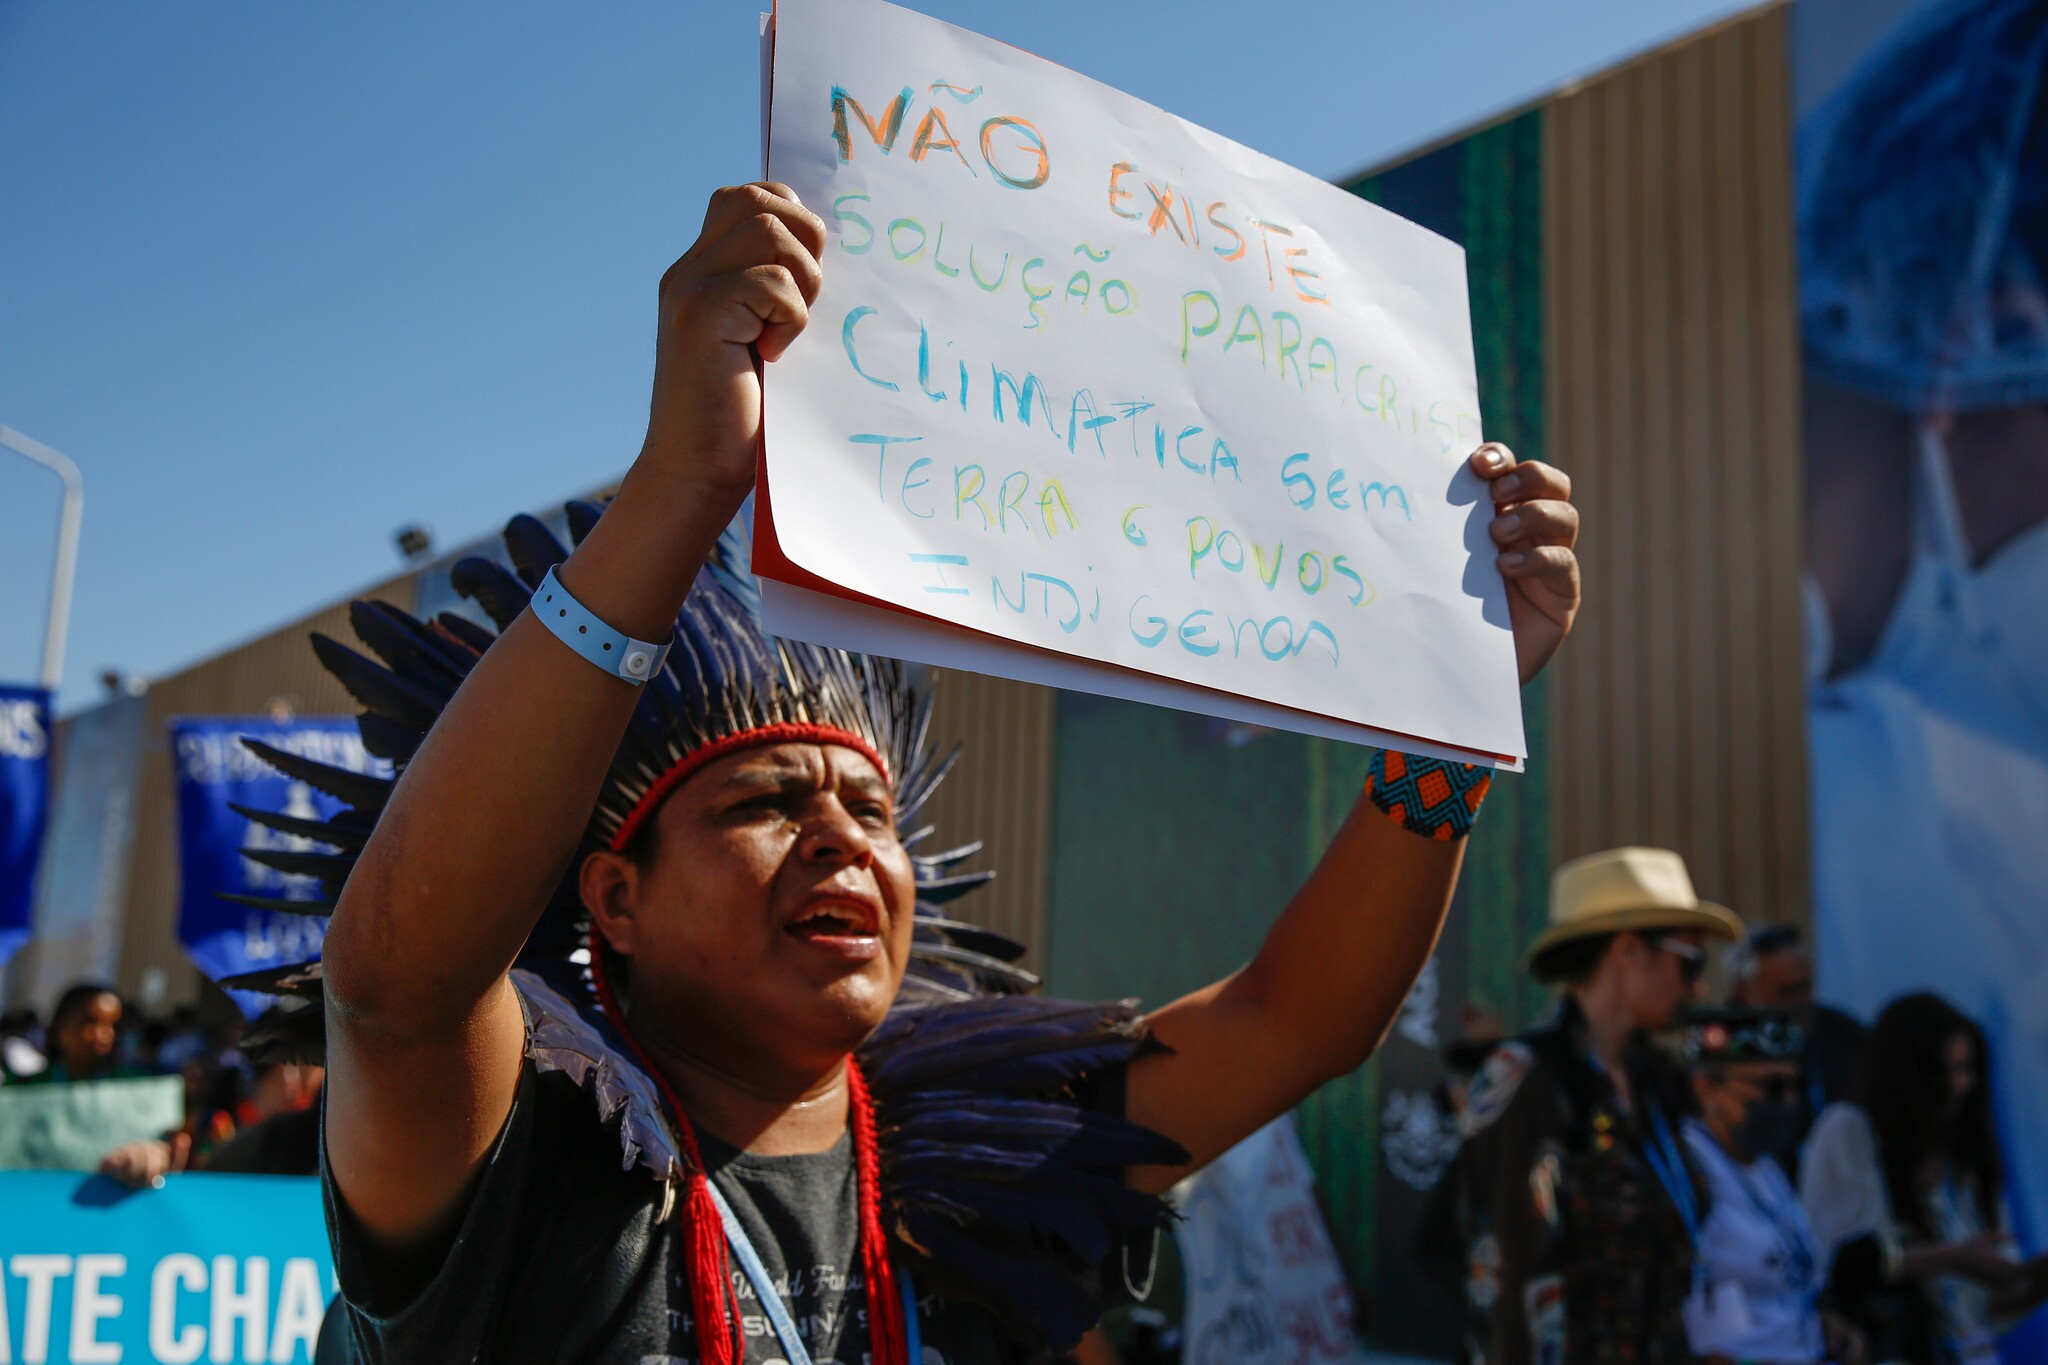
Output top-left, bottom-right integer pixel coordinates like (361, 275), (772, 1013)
(532, 566), (672, 685)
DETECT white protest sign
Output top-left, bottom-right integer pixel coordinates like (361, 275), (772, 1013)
(758, 0), (1524, 765)
(1174, 1116), (1368, 1365)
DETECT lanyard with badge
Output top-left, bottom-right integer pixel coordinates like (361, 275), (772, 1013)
(1646, 1107), (1759, 1339)
(1641, 1104), (1701, 1257)
(1585, 1058), (1703, 1258)
(704, 1177), (923, 1365)
(1724, 1148), (1818, 1292)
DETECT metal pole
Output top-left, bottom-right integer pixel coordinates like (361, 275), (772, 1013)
(0, 426), (85, 691)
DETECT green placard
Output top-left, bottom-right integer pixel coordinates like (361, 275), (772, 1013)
(0, 1075), (185, 1171)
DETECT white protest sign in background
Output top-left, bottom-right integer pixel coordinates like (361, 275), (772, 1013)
(1173, 1116), (1368, 1365)
(759, 0), (1524, 765)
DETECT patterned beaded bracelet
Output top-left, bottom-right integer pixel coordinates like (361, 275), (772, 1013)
(1364, 748), (1492, 841)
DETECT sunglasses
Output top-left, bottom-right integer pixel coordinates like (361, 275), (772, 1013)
(1649, 935), (1707, 984)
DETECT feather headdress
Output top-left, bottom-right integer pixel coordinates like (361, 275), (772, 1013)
(216, 502), (1184, 1353)
(220, 502), (1037, 1019)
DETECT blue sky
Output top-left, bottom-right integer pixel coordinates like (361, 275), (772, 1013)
(0, 0), (1754, 713)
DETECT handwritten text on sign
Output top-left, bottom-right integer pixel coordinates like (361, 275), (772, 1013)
(763, 0), (1523, 761)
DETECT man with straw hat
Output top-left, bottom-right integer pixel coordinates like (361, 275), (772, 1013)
(1431, 847), (1743, 1365)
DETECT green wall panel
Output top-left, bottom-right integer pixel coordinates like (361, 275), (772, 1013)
(1042, 107), (1550, 1357)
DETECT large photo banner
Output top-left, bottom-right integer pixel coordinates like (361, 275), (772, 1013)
(170, 718), (381, 1014)
(1796, 0), (2048, 1355)
(0, 683), (53, 969)
(756, 0), (1524, 767)
(0, 1172), (331, 1364)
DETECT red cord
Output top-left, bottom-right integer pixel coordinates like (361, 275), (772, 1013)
(848, 1059), (908, 1363)
(586, 927), (906, 1365)
(587, 929), (737, 1365)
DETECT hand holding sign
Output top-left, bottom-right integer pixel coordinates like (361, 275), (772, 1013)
(748, 0), (1554, 765)
(644, 183), (828, 499)
(1474, 443), (1580, 684)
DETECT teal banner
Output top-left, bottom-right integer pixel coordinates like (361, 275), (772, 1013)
(0, 1172), (332, 1364)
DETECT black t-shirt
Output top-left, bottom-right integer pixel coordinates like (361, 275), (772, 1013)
(319, 1058), (1024, 1364)
(695, 1128), (1009, 1364)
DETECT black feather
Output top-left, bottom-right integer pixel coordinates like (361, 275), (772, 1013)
(858, 995), (1184, 1348)
(914, 915), (1029, 963)
(911, 839), (986, 871)
(502, 514), (569, 587)
(227, 803), (369, 850)
(215, 892), (336, 918)
(235, 847), (354, 882)
(240, 740), (392, 808)
(355, 710), (425, 766)
(449, 556), (532, 632)
(349, 600), (474, 685)
(863, 998), (1147, 1096)
(309, 635), (446, 729)
(217, 960), (324, 996)
(238, 1001), (328, 1064)
(907, 940), (1041, 993)
(883, 1093), (1187, 1168)
(565, 499), (606, 545)
(913, 870), (998, 905)
(904, 1222), (1102, 1351)
(433, 611), (499, 656)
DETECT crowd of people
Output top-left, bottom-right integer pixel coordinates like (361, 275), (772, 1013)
(0, 980), (322, 1181)
(4, 864), (2033, 1365)
(1420, 848), (2048, 1365)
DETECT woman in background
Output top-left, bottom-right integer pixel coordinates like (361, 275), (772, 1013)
(1436, 848), (1740, 1365)
(1678, 1007), (1862, 1365)
(1803, 993), (2048, 1363)
(23, 982), (129, 1084)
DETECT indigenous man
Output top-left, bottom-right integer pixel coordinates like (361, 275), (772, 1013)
(232, 183), (1582, 1363)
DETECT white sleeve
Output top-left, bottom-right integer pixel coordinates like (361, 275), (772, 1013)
(1800, 1103), (1891, 1264)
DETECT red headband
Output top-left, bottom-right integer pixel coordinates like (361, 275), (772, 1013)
(606, 722), (891, 852)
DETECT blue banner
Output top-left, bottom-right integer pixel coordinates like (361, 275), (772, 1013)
(170, 718), (381, 1015)
(0, 1171), (332, 1364)
(0, 683), (53, 969)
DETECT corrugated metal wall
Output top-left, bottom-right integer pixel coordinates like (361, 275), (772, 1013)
(1543, 3), (1810, 926)
(115, 572), (418, 1007)
(918, 670), (1052, 970)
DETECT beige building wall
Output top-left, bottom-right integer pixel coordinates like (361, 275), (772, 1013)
(72, 559), (1055, 1007)
(114, 571), (418, 1008)
(919, 672), (1054, 971)
(1544, 3), (1811, 928)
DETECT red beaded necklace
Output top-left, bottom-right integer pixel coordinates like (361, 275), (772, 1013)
(585, 717), (909, 1365)
(586, 939), (908, 1365)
